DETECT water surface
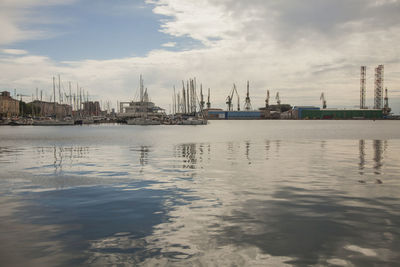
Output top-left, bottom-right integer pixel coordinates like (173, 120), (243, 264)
(1, 121), (400, 266)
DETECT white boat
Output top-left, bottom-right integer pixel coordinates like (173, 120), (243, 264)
(33, 118), (74, 126)
(181, 117), (208, 125)
(82, 117), (94, 124)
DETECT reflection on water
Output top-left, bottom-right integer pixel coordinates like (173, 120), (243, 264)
(373, 140), (384, 175)
(0, 123), (400, 266)
(175, 143), (198, 169)
(359, 140), (365, 175)
(216, 185), (400, 266)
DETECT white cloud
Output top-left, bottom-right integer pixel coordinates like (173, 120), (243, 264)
(0, 0), (76, 45)
(161, 42), (176, 47)
(0, 0), (399, 113)
(1, 49), (28, 55)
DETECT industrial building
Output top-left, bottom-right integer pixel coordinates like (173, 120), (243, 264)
(293, 107), (383, 120)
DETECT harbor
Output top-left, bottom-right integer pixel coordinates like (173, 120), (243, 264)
(1, 64), (398, 126)
(1, 1), (400, 266)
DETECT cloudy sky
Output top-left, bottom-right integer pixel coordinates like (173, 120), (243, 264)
(0, 0), (399, 113)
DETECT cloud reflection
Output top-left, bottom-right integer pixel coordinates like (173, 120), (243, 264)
(0, 138), (399, 266)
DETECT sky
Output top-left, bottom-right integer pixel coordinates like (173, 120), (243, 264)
(0, 0), (399, 114)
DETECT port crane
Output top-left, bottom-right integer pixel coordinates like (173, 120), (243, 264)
(199, 84), (205, 110)
(320, 92), (327, 109)
(243, 81), (252, 111)
(206, 88), (211, 109)
(275, 92), (281, 112)
(226, 84), (240, 111)
(275, 92), (281, 105)
(265, 90), (270, 109)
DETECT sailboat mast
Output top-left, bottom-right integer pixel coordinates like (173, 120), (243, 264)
(140, 75), (143, 102)
(53, 76), (56, 117)
(58, 74), (61, 104)
(173, 86), (176, 114)
(69, 82), (72, 106)
(182, 81), (186, 114)
(187, 81), (190, 114)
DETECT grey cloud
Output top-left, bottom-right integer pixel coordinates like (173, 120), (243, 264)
(211, 0), (400, 42)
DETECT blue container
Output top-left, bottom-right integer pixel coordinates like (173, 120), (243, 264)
(226, 111), (262, 119)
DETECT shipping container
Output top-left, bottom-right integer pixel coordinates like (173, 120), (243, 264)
(207, 110), (262, 119)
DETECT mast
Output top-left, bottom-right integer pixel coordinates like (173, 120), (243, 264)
(193, 77), (197, 113)
(82, 88), (85, 116)
(69, 82), (72, 106)
(53, 76), (56, 117)
(177, 92), (181, 113)
(182, 81), (186, 114)
(187, 80), (190, 114)
(140, 75), (144, 102)
(58, 74), (61, 104)
(173, 86), (176, 114)
(76, 83), (79, 115)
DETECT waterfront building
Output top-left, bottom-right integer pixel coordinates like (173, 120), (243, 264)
(30, 100), (72, 118)
(118, 78), (165, 120)
(0, 91), (20, 118)
(82, 101), (101, 116)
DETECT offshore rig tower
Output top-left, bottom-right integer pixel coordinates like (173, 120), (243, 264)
(374, 65), (384, 109)
(360, 66), (366, 109)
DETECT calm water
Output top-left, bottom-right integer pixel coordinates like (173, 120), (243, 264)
(1, 121), (400, 266)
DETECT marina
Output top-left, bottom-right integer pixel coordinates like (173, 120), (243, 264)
(1, 64), (397, 126)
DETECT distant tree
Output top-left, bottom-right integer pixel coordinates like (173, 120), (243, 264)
(19, 101), (41, 116)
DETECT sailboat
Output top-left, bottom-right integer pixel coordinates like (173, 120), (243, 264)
(33, 76), (74, 126)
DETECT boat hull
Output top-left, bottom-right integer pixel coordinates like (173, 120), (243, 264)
(33, 120), (75, 126)
(127, 118), (161, 125)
